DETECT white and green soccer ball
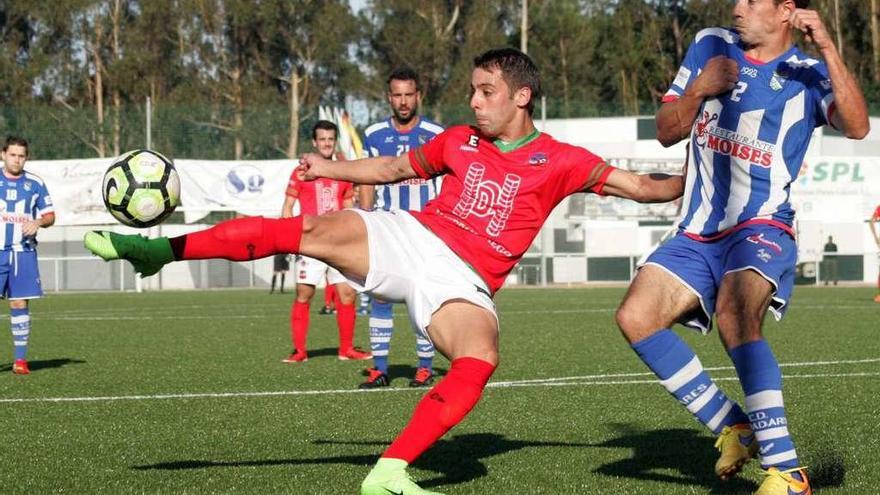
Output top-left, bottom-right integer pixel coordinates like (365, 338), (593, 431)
(102, 149), (181, 228)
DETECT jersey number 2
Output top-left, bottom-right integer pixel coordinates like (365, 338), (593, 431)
(730, 82), (748, 102)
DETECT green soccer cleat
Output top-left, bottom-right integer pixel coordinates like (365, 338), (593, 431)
(83, 231), (174, 277)
(714, 423), (758, 480)
(361, 459), (443, 495)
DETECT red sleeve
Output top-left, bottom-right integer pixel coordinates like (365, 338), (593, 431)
(561, 145), (615, 196)
(285, 170), (299, 198)
(409, 128), (450, 178)
(873, 206), (880, 220)
(341, 181), (354, 200)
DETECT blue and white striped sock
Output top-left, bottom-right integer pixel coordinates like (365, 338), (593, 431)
(731, 339), (799, 470)
(10, 307), (30, 361)
(633, 329), (749, 434)
(369, 300), (394, 374)
(416, 335), (434, 370)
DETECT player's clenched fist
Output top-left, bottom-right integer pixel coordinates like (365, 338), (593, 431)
(297, 152), (327, 181)
(691, 56), (739, 98)
(790, 9), (833, 52)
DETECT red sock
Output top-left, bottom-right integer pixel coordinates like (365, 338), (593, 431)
(325, 284), (337, 309)
(336, 302), (355, 351)
(169, 216), (304, 261)
(382, 357), (496, 463)
(291, 301), (310, 352)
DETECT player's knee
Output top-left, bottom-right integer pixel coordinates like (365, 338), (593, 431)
(615, 303), (644, 336)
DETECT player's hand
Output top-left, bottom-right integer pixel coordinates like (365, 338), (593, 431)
(297, 152), (328, 181)
(790, 9), (833, 52)
(690, 56), (739, 98)
(22, 220), (40, 237)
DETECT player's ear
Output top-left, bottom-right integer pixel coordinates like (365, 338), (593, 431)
(780, 0), (796, 20)
(513, 86), (532, 110)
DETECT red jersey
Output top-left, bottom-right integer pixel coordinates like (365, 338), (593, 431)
(408, 125), (613, 294)
(286, 172), (353, 216)
(873, 205), (880, 221)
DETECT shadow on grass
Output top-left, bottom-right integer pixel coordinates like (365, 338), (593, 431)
(0, 358), (86, 373)
(590, 423), (756, 493)
(132, 432), (590, 488)
(592, 423), (846, 492)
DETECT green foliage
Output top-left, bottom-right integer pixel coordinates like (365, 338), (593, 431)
(0, 0), (877, 158)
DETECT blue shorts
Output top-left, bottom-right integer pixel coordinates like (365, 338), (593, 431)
(643, 224), (796, 333)
(0, 250), (44, 300)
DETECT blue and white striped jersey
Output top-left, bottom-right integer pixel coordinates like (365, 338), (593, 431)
(665, 28), (834, 238)
(0, 170), (53, 251)
(363, 117), (444, 211)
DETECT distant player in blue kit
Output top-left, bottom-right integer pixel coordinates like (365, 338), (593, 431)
(358, 67), (444, 389)
(615, 2), (869, 494)
(0, 136), (55, 375)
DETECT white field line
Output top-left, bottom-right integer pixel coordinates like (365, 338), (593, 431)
(489, 357), (880, 386)
(13, 303), (880, 322)
(0, 358), (876, 404)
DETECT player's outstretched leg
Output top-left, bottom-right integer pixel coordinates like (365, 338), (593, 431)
(84, 216), (305, 276)
(84, 231), (174, 277)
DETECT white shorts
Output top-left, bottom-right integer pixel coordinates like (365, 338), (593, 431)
(296, 255), (347, 286)
(346, 209), (497, 341)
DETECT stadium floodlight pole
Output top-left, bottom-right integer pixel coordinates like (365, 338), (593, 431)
(520, 0), (528, 54)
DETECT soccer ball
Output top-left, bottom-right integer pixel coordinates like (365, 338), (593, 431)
(102, 149), (181, 228)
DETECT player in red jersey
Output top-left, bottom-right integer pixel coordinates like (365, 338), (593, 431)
(871, 205), (880, 302)
(84, 48), (684, 494)
(281, 120), (371, 363)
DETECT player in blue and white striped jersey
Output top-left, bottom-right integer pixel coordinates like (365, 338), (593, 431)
(0, 136), (55, 375)
(358, 67), (444, 389)
(615, 2), (869, 494)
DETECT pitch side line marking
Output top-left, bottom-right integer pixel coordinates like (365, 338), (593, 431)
(1, 361), (877, 404)
(490, 357), (880, 386)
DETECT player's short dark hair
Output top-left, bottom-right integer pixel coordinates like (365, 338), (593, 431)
(387, 66), (420, 91)
(473, 48), (543, 115)
(312, 120), (338, 140)
(3, 135), (28, 155)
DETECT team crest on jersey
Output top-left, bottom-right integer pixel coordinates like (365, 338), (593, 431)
(384, 136), (395, 143)
(418, 135), (428, 145)
(527, 152), (548, 166)
(452, 163), (520, 238)
(747, 233), (782, 253)
(770, 71), (786, 91)
(696, 110), (775, 168)
(694, 111), (718, 147)
(23, 182), (32, 191)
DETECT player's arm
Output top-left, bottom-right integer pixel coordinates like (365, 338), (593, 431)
(870, 210), (880, 248)
(281, 195), (296, 218)
(655, 55), (739, 147)
(22, 212), (54, 237)
(599, 168), (684, 203)
(358, 184), (375, 210)
(299, 153), (417, 185)
(790, 9), (869, 139)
